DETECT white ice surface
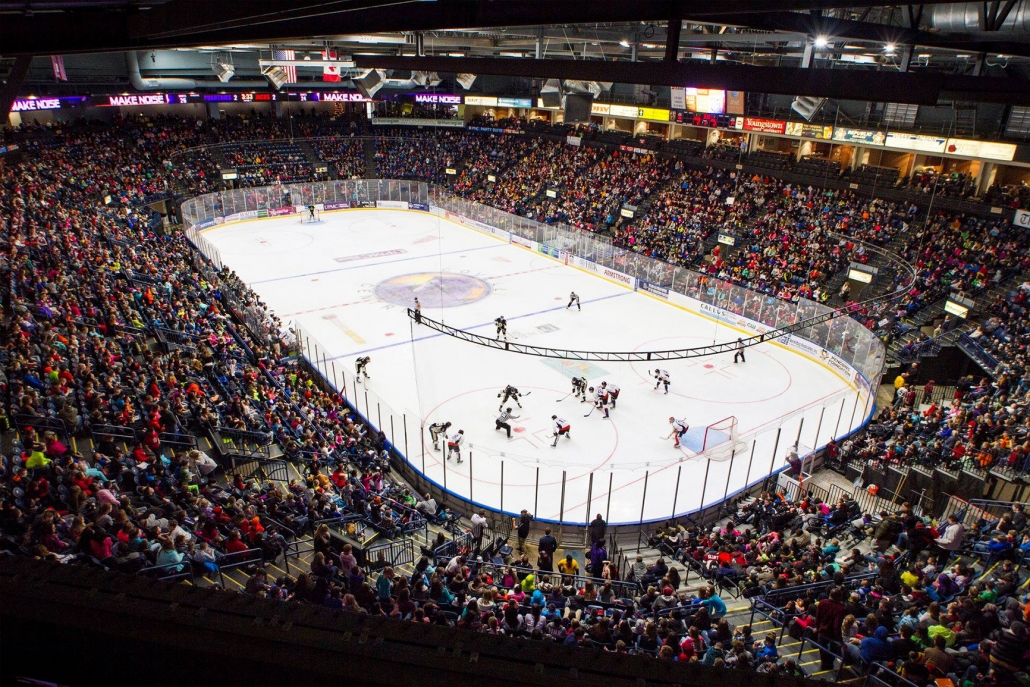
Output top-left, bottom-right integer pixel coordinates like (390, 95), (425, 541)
(202, 209), (863, 524)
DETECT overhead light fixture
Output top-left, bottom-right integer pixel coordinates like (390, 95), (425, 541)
(214, 61), (235, 83)
(619, 39), (630, 48)
(411, 71), (442, 87)
(456, 73), (477, 89)
(791, 95), (827, 121)
(813, 36), (829, 49)
(353, 69), (384, 99)
(884, 43), (897, 54)
(261, 65), (288, 90)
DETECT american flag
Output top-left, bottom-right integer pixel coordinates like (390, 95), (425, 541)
(272, 48), (296, 84)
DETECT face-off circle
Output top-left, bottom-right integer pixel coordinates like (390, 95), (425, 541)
(373, 272), (492, 308)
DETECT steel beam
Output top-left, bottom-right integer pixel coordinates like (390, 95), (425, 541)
(353, 55), (1030, 105)
(0, 0), (1000, 55)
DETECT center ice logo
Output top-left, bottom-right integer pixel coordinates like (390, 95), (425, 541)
(373, 272), (492, 308)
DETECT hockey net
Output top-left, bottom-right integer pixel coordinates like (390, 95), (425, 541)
(701, 416), (741, 460)
(299, 209), (321, 224)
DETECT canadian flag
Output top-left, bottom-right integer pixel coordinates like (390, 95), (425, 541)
(322, 49), (341, 82)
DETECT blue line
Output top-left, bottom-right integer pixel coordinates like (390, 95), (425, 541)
(321, 291), (631, 361)
(250, 244), (501, 285)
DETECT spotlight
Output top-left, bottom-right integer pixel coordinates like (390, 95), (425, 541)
(884, 43), (897, 54)
(813, 36), (829, 49)
(619, 39), (630, 48)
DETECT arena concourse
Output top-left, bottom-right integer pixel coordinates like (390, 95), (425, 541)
(2, 5), (1030, 686)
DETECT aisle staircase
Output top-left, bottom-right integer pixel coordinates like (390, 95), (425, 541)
(364, 137), (377, 178)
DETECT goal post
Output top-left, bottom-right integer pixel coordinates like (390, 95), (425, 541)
(299, 208), (320, 224)
(702, 416), (739, 453)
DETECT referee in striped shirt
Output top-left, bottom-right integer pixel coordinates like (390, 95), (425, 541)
(494, 407), (520, 438)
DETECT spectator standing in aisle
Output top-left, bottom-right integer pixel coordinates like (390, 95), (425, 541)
(934, 514), (965, 562)
(516, 509), (533, 553)
(538, 528), (558, 572)
(470, 511), (488, 554)
(588, 514), (607, 545)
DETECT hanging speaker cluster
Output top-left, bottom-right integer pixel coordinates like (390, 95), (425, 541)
(354, 69), (384, 99)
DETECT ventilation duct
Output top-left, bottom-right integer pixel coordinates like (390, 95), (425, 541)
(929, 1), (1030, 32)
(125, 51), (268, 90)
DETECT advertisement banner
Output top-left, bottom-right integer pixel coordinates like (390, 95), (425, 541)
(223, 210), (259, 223)
(739, 117), (787, 134)
(371, 117), (465, 128)
(884, 132), (947, 153)
(408, 202), (430, 212)
(511, 234), (539, 251)
(354, 201), (377, 208)
(670, 87), (686, 111)
(944, 138), (1017, 162)
(376, 200), (409, 209)
(322, 201), (351, 211)
(832, 127), (885, 145)
(638, 280), (670, 300)
(587, 262), (635, 289)
(268, 206), (297, 217)
(193, 219), (216, 230)
(1014, 209), (1030, 230)
(824, 350), (859, 383)
(785, 122), (834, 140)
(441, 210), (511, 242)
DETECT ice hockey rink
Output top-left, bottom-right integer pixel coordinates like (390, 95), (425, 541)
(201, 208), (867, 525)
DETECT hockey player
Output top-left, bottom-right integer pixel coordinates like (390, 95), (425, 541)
(589, 386), (610, 419)
(497, 384), (523, 411)
(566, 291), (581, 311)
(355, 356), (371, 382)
(665, 417), (690, 448)
(601, 381), (620, 408)
(734, 338), (746, 364)
(494, 315), (508, 340)
(446, 429), (465, 463)
(495, 407), (520, 439)
(654, 369), (671, 394)
(307, 204), (317, 221)
(428, 421), (452, 451)
(413, 297), (422, 325)
(551, 415), (571, 447)
(571, 376), (588, 402)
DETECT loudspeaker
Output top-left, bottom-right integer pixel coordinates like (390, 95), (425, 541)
(563, 93), (594, 124)
(791, 96), (827, 122)
(354, 70), (384, 99)
(540, 78), (563, 108)
(456, 73), (477, 89)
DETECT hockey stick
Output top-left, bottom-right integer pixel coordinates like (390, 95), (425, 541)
(583, 405), (595, 418)
(556, 391), (574, 403)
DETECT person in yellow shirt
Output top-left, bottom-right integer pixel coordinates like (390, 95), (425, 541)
(25, 444), (52, 470)
(557, 553), (579, 576)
